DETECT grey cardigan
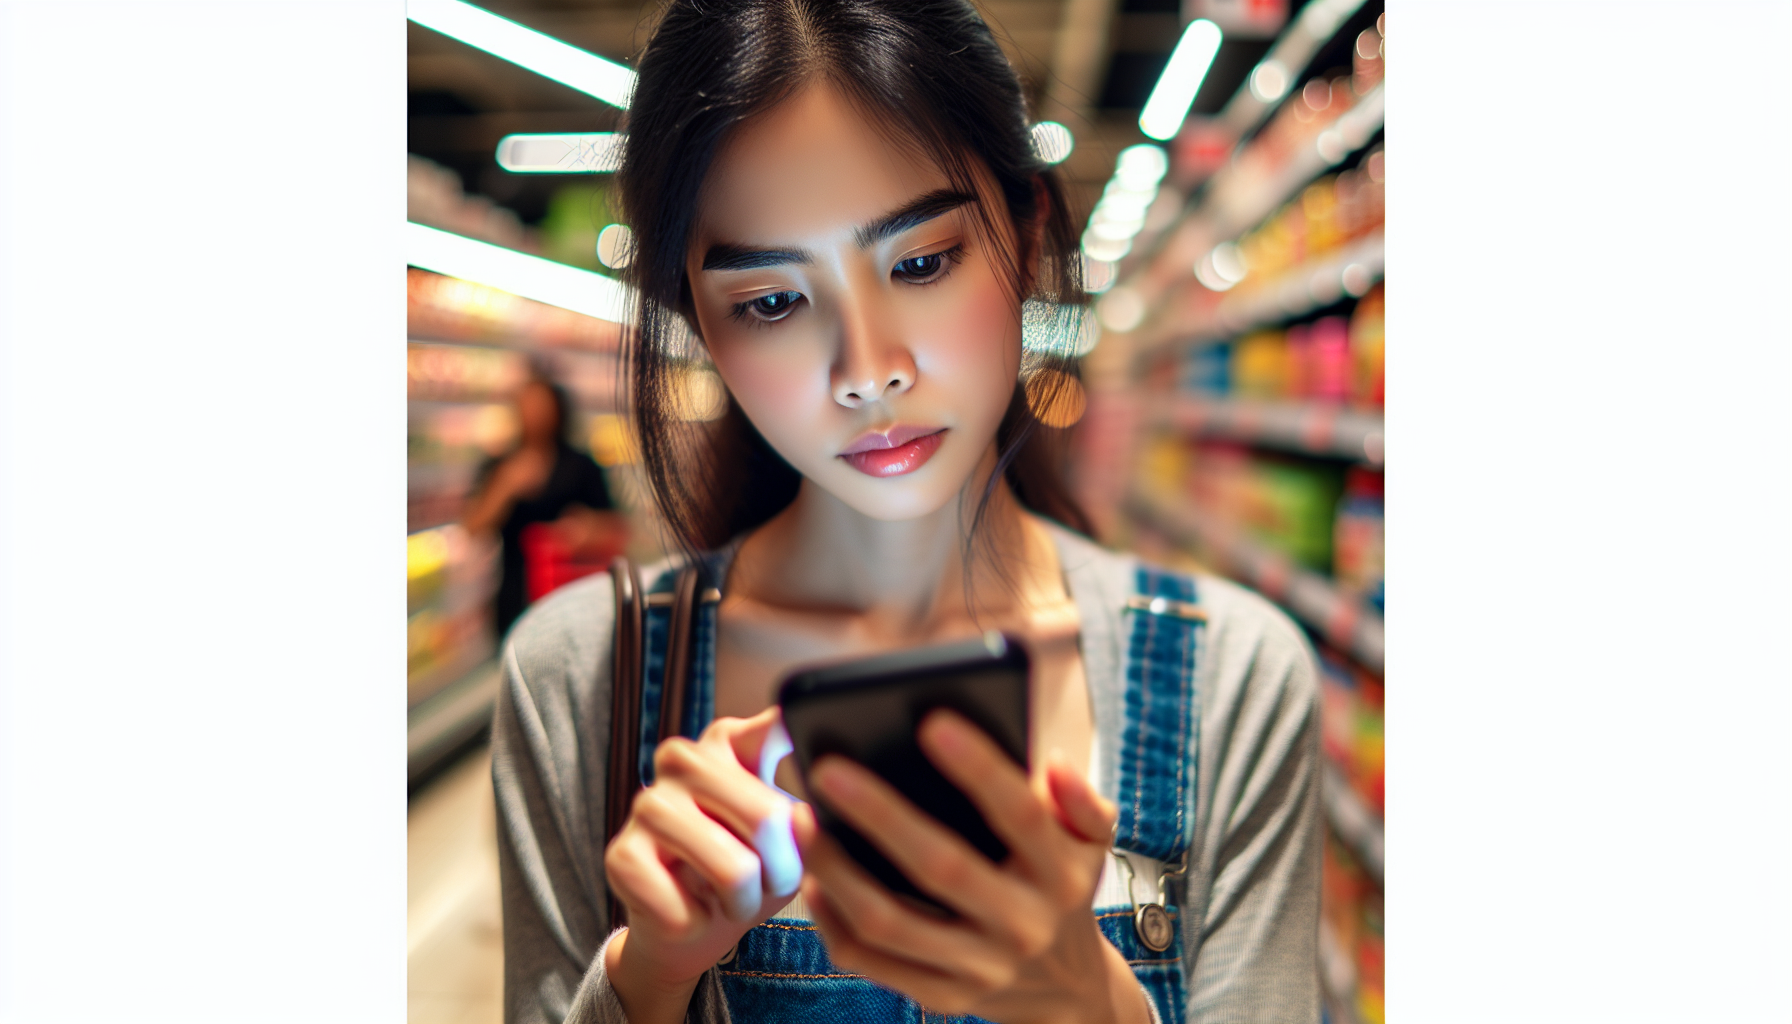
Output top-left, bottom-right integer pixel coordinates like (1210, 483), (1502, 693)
(492, 526), (1323, 1023)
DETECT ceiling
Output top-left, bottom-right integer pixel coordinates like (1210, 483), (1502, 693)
(406, 0), (1307, 229)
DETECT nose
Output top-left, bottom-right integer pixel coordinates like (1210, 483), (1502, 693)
(830, 298), (916, 409)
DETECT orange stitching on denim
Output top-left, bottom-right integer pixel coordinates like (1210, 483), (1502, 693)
(754, 921), (817, 931)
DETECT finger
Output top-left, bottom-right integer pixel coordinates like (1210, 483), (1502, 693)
(629, 786), (765, 921)
(656, 734), (803, 898)
(808, 754), (1025, 921)
(707, 706), (783, 774)
(805, 881), (982, 1013)
(605, 827), (709, 937)
(1044, 754), (1117, 845)
(917, 710), (1070, 872)
(799, 816), (1009, 983)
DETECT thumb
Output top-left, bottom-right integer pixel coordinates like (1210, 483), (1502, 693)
(716, 706), (786, 780)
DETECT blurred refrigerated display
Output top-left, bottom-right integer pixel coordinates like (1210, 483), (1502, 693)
(407, 256), (657, 784)
(408, 524), (497, 708)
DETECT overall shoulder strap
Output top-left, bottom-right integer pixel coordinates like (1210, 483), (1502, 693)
(1103, 565), (1207, 1024)
(1115, 565), (1205, 865)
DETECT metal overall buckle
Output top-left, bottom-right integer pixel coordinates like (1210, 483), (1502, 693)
(1114, 849), (1188, 953)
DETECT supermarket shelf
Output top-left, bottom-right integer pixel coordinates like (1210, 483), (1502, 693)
(1321, 757), (1385, 885)
(1319, 920), (1362, 1024)
(1214, 0), (1372, 138)
(1125, 488), (1385, 674)
(408, 658), (502, 789)
(1119, 0), (1376, 279)
(1204, 231), (1383, 343)
(1150, 395), (1384, 464)
(1207, 84), (1384, 243)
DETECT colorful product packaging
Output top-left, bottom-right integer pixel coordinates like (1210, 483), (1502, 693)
(1231, 329), (1290, 399)
(1349, 283), (1385, 409)
(1332, 466), (1384, 612)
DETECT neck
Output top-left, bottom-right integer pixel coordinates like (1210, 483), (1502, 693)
(732, 446), (1053, 640)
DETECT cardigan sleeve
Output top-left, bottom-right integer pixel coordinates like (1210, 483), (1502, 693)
(1184, 576), (1324, 1024)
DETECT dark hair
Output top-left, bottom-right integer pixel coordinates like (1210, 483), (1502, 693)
(617, 0), (1092, 557)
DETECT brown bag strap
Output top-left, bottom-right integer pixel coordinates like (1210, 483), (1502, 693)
(603, 558), (707, 930)
(604, 557), (644, 930)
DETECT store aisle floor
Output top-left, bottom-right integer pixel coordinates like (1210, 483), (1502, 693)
(409, 745), (502, 1023)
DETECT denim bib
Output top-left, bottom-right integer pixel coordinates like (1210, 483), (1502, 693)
(634, 562), (1202, 1024)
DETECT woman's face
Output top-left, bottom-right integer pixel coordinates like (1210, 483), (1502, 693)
(516, 381), (559, 446)
(686, 84), (1022, 522)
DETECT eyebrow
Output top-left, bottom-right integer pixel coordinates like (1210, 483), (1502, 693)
(851, 188), (977, 249)
(699, 188), (977, 272)
(701, 244), (811, 272)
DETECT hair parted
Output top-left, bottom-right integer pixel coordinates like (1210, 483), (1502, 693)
(616, 0), (1093, 557)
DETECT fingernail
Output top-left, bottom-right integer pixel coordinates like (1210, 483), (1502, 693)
(729, 852), (764, 921)
(755, 801), (803, 897)
(814, 760), (856, 798)
(927, 715), (967, 753)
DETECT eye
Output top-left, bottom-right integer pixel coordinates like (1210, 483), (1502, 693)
(894, 251), (948, 282)
(741, 291), (801, 322)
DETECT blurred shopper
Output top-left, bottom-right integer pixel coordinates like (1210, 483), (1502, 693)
(462, 372), (620, 639)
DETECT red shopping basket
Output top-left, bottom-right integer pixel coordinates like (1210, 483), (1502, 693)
(521, 519), (628, 603)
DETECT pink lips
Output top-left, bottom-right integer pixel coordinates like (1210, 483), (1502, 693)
(839, 426), (947, 477)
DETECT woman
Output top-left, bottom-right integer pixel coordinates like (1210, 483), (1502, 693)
(462, 372), (618, 639)
(493, 2), (1321, 1022)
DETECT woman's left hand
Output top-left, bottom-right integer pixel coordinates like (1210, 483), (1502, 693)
(794, 709), (1153, 1024)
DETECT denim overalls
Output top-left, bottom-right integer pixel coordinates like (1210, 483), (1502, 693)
(631, 559), (1203, 1024)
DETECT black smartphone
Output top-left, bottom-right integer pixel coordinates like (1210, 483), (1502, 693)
(777, 631), (1030, 909)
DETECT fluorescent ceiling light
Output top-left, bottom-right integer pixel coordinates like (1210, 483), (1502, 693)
(408, 0), (634, 108)
(1139, 19), (1223, 141)
(407, 222), (630, 322)
(496, 133), (625, 173)
(1114, 144), (1170, 189)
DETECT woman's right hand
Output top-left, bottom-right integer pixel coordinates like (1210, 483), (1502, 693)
(602, 707), (801, 1024)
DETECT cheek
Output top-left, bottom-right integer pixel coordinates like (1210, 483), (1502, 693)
(914, 270), (1020, 407)
(704, 326), (830, 440)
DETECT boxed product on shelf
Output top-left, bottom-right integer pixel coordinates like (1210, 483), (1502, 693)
(1349, 282), (1384, 409)
(1179, 339), (1232, 396)
(1332, 466), (1384, 611)
(1319, 647), (1384, 815)
(1173, 299), (1380, 411)
(1177, 440), (1344, 572)
(1235, 148), (1385, 287)
(1231, 329), (1289, 399)
(1323, 835), (1385, 1024)
(407, 524), (498, 707)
